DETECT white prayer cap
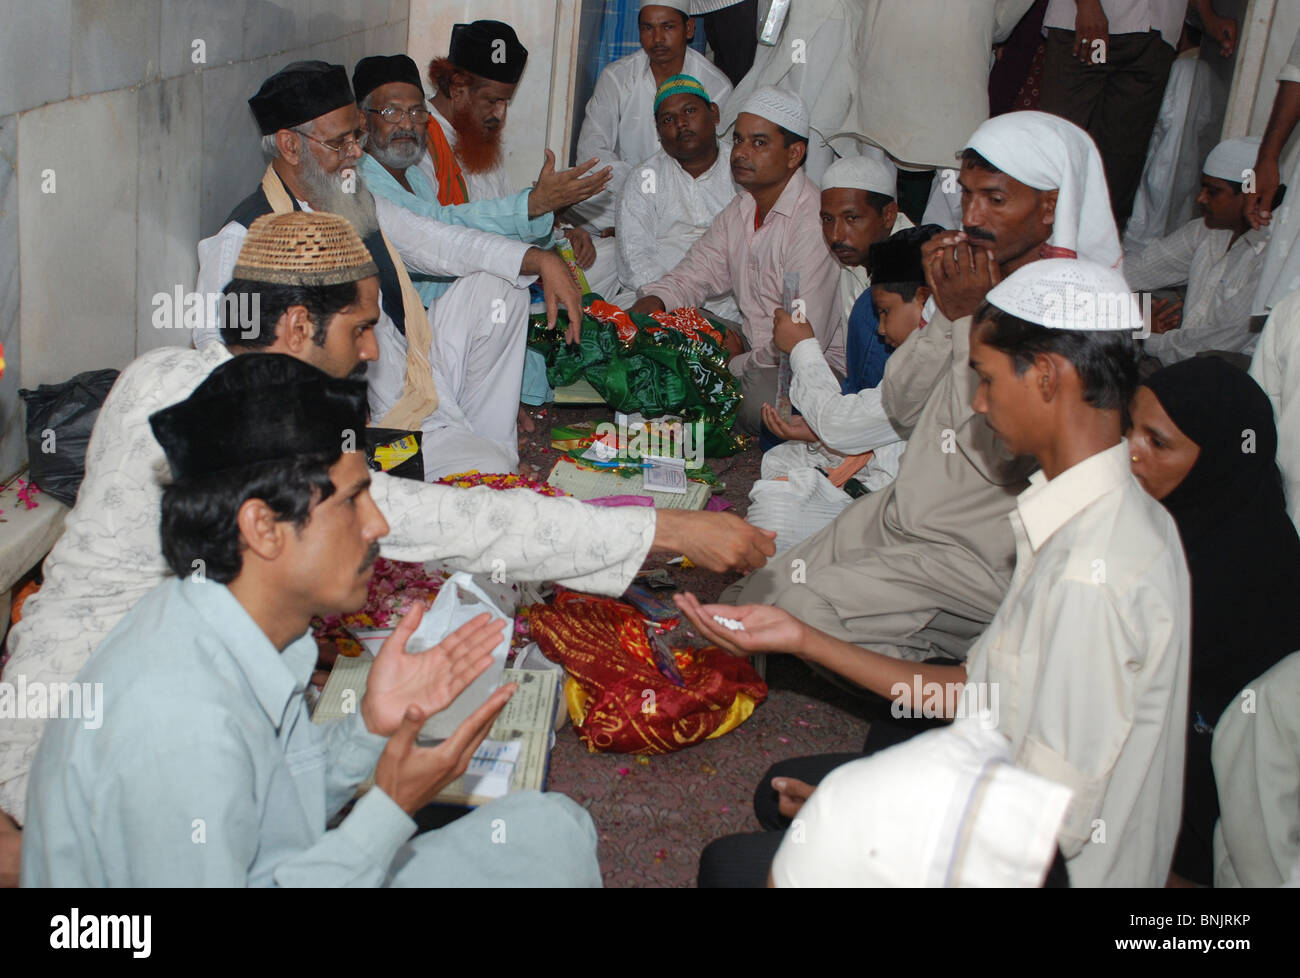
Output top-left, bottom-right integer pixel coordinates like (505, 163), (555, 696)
(985, 257), (1139, 331)
(964, 111), (1122, 270)
(1203, 137), (1261, 186)
(640, 0), (689, 12)
(820, 153), (897, 198)
(737, 85), (810, 139)
(771, 720), (1072, 887)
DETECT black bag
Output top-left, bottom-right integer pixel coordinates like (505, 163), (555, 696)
(19, 369), (121, 507)
(364, 426), (424, 482)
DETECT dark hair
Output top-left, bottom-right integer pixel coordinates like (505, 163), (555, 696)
(220, 278), (360, 349)
(1218, 179), (1287, 210)
(972, 303), (1138, 411)
(873, 280), (925, 303)
(960, 147), (1001, 173)
(868, 224), (943, 303)
(861, 189), (895, 214)
(777, 125), (809, 168)
(159, 454), (338, 584)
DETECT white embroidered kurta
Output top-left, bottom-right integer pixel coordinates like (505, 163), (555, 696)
(614, 140), (739, 319)
(964, 442), (1191, 888)
(0, 344), (655, 821)
(572, 47), (732, 229)
(1125, 219), (1268, 363)
(1248, 289), (1300, 525)
(195, 193), (533, 475)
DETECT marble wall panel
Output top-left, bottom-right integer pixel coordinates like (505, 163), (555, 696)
(136, 74), (203, 355)
(0, 114), (24, 480)
(162, 0), (248, 77)
(70, 0), (162, 98)
(200, 56), (273, 237)
(0, 0), (72, 117)
(18, 89), (139, 387)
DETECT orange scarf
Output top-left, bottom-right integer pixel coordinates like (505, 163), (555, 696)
(425, 117), (470, 206)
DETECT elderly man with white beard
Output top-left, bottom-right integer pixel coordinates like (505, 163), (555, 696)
(354, 53), (614, 440)
(195, 61), (581, 478)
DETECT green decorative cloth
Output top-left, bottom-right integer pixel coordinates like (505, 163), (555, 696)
(528, 297), (746, 457)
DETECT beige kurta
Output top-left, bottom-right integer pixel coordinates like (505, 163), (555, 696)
(725, 308), (1036, 660)
(1212, 650), (1300, 888)
(964, 442), (1191, 888)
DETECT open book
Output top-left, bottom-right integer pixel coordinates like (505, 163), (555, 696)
(313, 656), (559, 808)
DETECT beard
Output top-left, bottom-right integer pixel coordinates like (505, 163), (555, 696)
(451, 101), (504, 175)
(368, 126), (426, 171)
(297, 145), (380, 238)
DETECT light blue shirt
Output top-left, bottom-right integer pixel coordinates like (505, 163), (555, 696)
(359, 153), (554, 306)
(22, 577), (414, 886)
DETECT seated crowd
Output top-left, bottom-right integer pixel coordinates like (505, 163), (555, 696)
(3, 2), (1299, 889)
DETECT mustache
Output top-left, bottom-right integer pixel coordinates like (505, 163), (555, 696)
(359, 542), (380, 574)
(962, 225), (996, 243)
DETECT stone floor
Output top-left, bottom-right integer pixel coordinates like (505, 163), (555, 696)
(517, 403), (871, 887)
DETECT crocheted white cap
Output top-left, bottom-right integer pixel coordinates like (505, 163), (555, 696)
(738, 85), (810, 139)
(1203, 137), (1261, 185)
(985, 258), (1139, 331)
(820, 153), (896, 198)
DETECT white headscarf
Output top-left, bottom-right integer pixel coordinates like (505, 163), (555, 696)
(964, 111), (1123, 270)
(738, 85), (811, 139)
(1203, 137), (1262, 186)
(771, 719), (1072, 887)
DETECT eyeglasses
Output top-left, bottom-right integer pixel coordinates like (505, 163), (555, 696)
(367, 105), (430, 125)
(294, 127), (368, 157)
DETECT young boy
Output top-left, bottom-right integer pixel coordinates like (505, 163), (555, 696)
(749, 226), (938, 551)
(684, 258), (1191, 887)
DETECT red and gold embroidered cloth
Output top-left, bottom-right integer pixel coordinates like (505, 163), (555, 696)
(528, 592), (767, 754)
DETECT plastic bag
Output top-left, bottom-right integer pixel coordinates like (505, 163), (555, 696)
(19, 369), (120, 506)
(406, 571), (511, 741)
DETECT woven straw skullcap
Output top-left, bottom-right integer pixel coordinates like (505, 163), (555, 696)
(232, 212), (378, 287)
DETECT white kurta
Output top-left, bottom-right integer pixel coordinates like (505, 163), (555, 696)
(614, 140), (740, 319)
(1042, 0), (1188, 50)
(1248, 289), (1300, 525)
(1254, 28), (1300, 315)
(1125, 220), (1269, 363)
(963, 442), (1191, 888)
(0, 344), (656, 821)
(195, 193), (532, 475)
(571, 47), (732, 229)
(727, 0), (1032, 175)
(1211, 650), (1300, 888)
(1123, 50), (1214, 253)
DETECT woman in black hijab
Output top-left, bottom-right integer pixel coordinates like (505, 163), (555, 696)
(1129, 356), (1300, 886)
